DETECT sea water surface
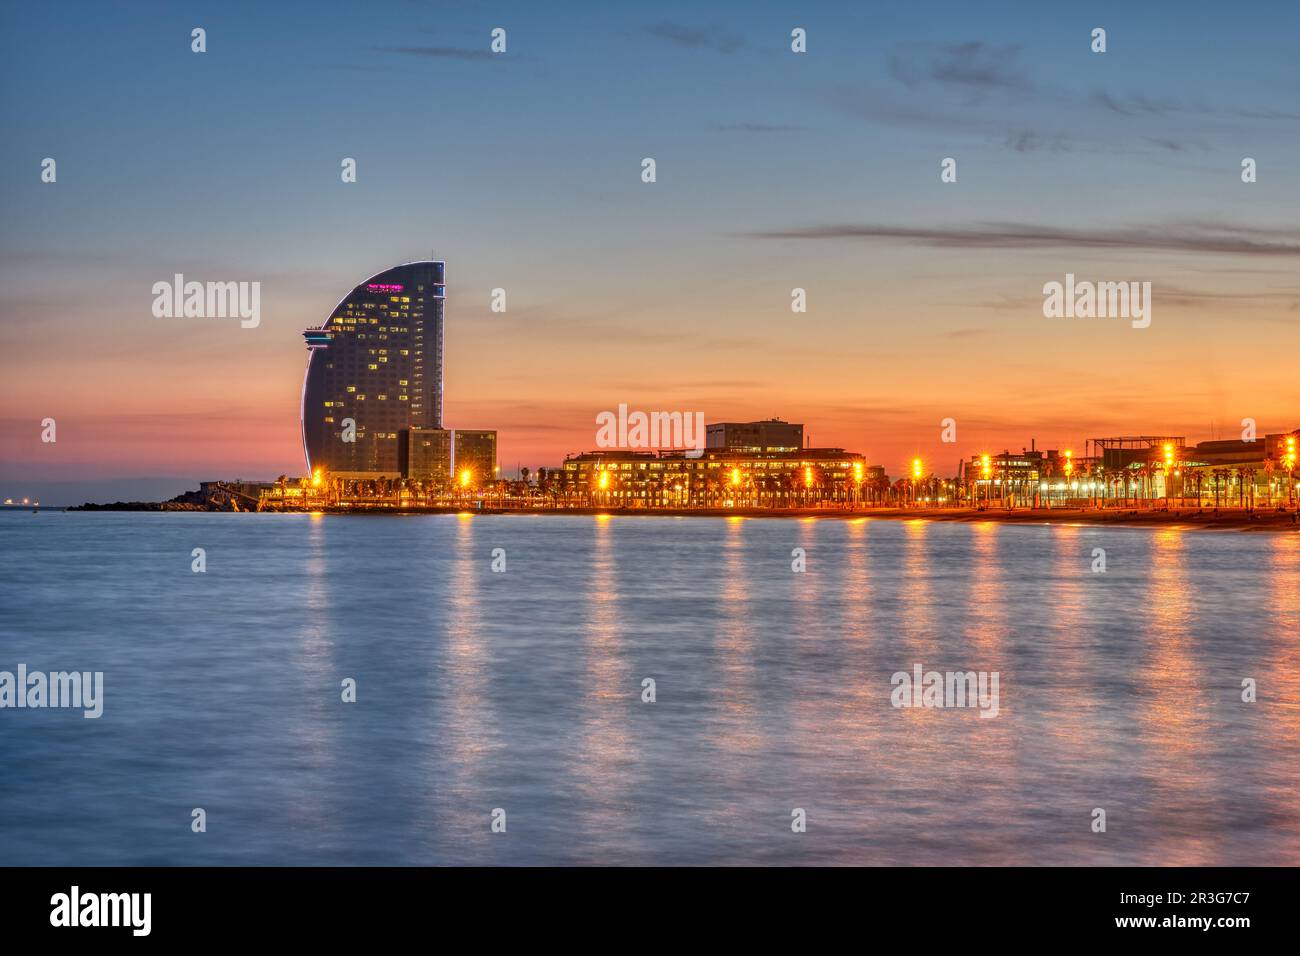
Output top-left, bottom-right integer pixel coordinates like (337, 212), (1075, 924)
(1, 510), (1298, 866)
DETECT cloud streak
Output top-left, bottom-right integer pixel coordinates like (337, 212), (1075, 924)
(1090, 89), (1300, 121)
(644, 21), (744, 54)
(745, 221), (1300, 256)
(373, 46), (494, 61)
(889, 41), (1031, 93)
(708, 121), (805, 133)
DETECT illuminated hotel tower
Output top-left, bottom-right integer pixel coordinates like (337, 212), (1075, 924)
(301, 261), (445, 476)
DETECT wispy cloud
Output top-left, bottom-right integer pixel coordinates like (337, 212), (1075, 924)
(1090, 89), (1300, 121)
(1004, 129), (1072, 152)
(644, 21), (744, 54)
(373, 46), (493, 61)
(1159, 284), (1300, 305)
(828, 86), (1023, 136)
(708, 121), (805, 133)
(1089, 90), (1184, 116)
(745, 221), (1300, 256)
(889, 41), (1031, 94)
(838, 39), (1297, 156)
(1144, 136), (1210, 152)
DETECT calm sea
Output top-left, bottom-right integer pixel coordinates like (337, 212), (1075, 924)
(1, 511), (1297, 866)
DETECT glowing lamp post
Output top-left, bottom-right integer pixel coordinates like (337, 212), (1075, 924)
(597, 468), (610, 506)
(852, 461), (863, 509)
(1163, 443), (1175, 507)
(310, 468), (329, 507)
(1284, 436), (1296, 507)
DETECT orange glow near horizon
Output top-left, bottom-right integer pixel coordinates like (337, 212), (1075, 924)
(3, 272), (1297, 487)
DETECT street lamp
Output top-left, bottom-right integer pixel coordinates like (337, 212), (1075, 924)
(1284, 435), (1296, 508)
(852, 461), (863, 509)
(597, 468), (610, 507)
(911, 458), (923, 507)
(1162, 443), (1175, 508)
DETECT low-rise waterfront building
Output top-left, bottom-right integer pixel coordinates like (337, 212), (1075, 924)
(452, 430), (498, 489)
(1179, 431), (1300, 507)
(556, 445), (871, 508)
(405, 427), (452, 483)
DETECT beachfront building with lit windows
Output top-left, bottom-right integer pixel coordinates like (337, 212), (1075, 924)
(1178, 430), (1300, 508)
(962, 445), (1103, 506)
(301, 261), (446, 478)
(555, 433), (874, 508)
(405, 426), (452, 482)
(955, 429), (1300, 507)
(706, 419), (804, 453)
(452, 430), (498, 490)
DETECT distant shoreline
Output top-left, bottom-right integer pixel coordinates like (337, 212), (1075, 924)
(53, 501), (1300, 532)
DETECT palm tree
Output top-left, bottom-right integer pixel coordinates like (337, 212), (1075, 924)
(1237, 467), (1256, 510)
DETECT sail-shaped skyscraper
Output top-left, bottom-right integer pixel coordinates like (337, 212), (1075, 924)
(301, 261), (445, 477)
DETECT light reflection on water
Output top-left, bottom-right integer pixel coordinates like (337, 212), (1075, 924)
(572, 513), (638, 859)
(437, 512), (496, 852)
(0, 511), (1297, 866)
(1138, 531), (1215, 863)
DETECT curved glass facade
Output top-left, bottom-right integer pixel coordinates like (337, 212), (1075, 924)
(301, 261), (445, 476)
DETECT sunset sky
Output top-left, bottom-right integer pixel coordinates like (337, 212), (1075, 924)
(2, 0), (1298, 503)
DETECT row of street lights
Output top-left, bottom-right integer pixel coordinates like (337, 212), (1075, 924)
(305, 436), (1299, 510)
